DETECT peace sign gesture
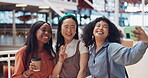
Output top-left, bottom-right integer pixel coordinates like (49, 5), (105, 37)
(59, 44), (67, 63)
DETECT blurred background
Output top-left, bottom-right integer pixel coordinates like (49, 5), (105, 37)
(0, 0), (148, 78)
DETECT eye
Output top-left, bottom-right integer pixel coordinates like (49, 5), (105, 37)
(96, 25), (100, 27)
(64, 25), (68, 28)
(41, 29), (46, 32)
(103, 25), (108, 28)
(71, 25), (75, 28)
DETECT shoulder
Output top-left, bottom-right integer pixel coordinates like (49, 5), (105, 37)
(16, 46), (26, 56)
(109, 42), (123, 48)
(79, 40), (89, 54)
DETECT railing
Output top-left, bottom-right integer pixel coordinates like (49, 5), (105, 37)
(0, 50), (18, 78)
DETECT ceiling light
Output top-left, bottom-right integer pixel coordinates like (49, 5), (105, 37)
(16, 4), (27, 7)
(39, 6), (49, 9)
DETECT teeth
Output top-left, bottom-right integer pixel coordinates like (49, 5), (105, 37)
(97, 31), (103, 34)
(44, 37), (48, 39)
(66, 33), (72, 36)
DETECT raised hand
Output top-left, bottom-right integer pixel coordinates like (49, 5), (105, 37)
(59, 45), (67, 63)
(132, 26), (148, 44)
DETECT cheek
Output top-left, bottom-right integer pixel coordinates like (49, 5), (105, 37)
(105, 29), (109, 36)
(93, 28), (96, 35)
(72, 28), (76, 33)
(49, 33), (52, 38)
(61, 29), (66, 37)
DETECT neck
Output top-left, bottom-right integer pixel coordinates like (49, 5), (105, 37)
(65, 39), (73, 44)
(37, 42), (44, 53)
(95, 38), (105, 52)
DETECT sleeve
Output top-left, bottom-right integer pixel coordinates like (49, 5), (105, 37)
(79, 41), (89, 54)
(110, 41), (148, 66)
(12, 47), (26, 78)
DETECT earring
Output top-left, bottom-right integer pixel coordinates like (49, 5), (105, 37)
(92, 35), (94, 40)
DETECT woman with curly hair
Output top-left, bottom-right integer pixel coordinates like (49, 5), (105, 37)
(82, 17), (148, 78)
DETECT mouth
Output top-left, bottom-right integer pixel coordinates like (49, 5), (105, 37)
(96, 31), (104, 34)
(65, 33), (72, 36)
(43, 36), (50, 40)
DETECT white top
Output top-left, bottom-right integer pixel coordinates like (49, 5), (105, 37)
(65, 39), (89, 57)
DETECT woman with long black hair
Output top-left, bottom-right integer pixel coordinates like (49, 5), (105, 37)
(12, 21), (56, 78)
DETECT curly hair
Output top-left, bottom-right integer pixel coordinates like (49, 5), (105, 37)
(81, 17), (123, 47)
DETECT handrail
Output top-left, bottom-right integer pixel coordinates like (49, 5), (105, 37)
(0, 50), (17, 55)
(0, 50), (18, 78)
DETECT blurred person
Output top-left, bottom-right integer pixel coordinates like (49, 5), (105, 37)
(52, 14), (89, 78)
(12, 21), (56, 78)
(82, 17), (148, 78)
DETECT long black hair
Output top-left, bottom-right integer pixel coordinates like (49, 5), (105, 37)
(56, 14), (79, 54)
(24, 21), (56, 70)
(82, 17), (123, 47)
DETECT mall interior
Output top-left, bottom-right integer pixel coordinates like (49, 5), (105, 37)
(0, 0), (148, 78)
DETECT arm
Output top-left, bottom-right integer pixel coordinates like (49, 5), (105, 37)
(110, 26), (148, 65)
(77, 53), (89, 78)
(12, 48), (27, 78)
(52, 45), (67, 76)
(110, 41), (148, 66)
(51, 60), (64, 76)
(12, 47), (34, 78)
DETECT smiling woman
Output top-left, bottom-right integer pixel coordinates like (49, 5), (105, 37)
(12, 21), (56, 78)
(52, 14), (89, 78)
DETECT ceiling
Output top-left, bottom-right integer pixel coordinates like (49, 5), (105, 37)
(0, 0), (148, 13)
(123, 0), (148, 4)
(0, 2), (50, 13)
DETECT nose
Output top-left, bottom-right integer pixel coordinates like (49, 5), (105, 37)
(67, 27), (71, 32)
(99, 26), (103, 30)
(45, 31), (49, 35)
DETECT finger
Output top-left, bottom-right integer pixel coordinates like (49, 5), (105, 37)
(30, 63), (38, 70)
(29, 66), (33, 71)
(135, 26), (144, 32)
(131, 30), (140, 34)
(64, 43), (68, 47)
(133, 39), (140, 41)
(64, 54), (67, 58)
(60, 45), (65, 52)
(30, 63), (34, 66)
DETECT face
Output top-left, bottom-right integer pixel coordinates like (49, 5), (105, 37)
(36, 23), (52, 45)
(61, 18), (76, 43)
(93, 20), (109, 40)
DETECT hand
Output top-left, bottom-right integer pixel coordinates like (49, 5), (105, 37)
(132, 26), (148, 44)
(23, 63), (35, 77)
(29, 63), (38, 72)
(59, 45), (67, 63)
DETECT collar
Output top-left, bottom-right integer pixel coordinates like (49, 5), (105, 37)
(90, 41), (110, 52)
(66, 39), (77, 47)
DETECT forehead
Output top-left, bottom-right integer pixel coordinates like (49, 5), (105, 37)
(62, 18), (76, 24)
(40, 23), (51, 29)
(96, 20), (108, 25)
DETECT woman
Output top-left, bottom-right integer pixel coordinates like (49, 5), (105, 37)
(52, 14), (89, 78)
(12, 21), (56, 78)
(82, 17), (148, 78)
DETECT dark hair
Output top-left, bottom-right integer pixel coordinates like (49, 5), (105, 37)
(56, 14), (78, 54)
(82, 17), (123, 47)
(24, 21), (56, 70)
